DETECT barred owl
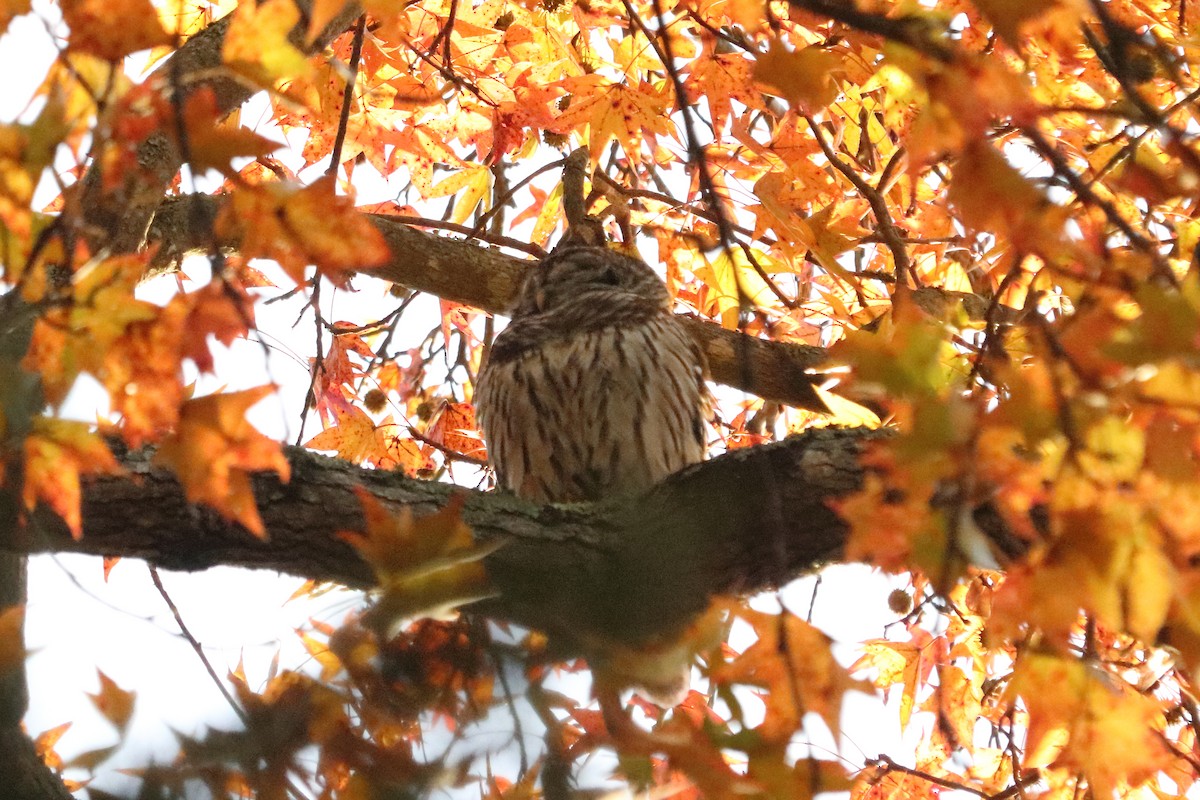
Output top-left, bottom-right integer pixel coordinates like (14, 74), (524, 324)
(475, 245), (709, 504)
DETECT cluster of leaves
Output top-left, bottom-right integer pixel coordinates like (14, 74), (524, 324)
(4, 0), (1200, 797)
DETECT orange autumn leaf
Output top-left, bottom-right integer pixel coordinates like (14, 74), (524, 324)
(555, 76), (674, 163)
(687, 52), (761, 132)
(970, 0), (1086, 51)
(304, 404), (431, 474)
(87, 669), (136, 734)
(175, 88), (280, 177)
(33, 722), (71, 770)
(61, 0), (171, 61)
(100, 297), (189, 447)
(343, 491), (498, 625)
(75, 685), (135, 770)
(23, 417), (121, 539)
(711, 607), (870, 742)
(753, 40), (843, 112)
(948, 140), (1072, 257)
(102, 557), (120, 581)
(155, 386), (290, 539)
(215, 175), (390, 286)
(0, 605), (24, 676)
(344, 490), (479, 578)
(24, 256), (191, 445)
(221, 0), (309, 87)
(305, 404), (380, 464)
(182, 282), (254, 373)
(0, 0), (30, 35)
(851, 629), (939, 731)
(1007, 654), (1171, 797)
(66, 253), (158, 353)
(425, 401), (487, 462)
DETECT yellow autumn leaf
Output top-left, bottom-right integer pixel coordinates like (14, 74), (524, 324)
(1008, 654), (1170, 797)
(222, 0), (309, 87)
(754, 39), (843, 112)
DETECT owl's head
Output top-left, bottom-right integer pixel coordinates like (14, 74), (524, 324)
(511, 246), (671, 318)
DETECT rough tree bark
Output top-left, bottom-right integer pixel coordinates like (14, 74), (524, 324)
(1, 428), (875, 644)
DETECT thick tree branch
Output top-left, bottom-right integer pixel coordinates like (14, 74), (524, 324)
(0, 428), (875, 643)
(147, 195), (832, 408)
(80, 3), (363, 254)
(786, 0), (956, 61)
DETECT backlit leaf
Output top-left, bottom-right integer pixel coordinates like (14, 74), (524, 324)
(155, 386), (290, 539)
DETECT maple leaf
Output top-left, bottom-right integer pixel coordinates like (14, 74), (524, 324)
(70, 253), (159, 350)
(100, 297), (189, 447)
(385, 124), (468, 196)
(686, 51), (760, 132)
(215, 175), (391, 286)
(851, 767), (940, 800)
(852, 632), (941, 731)
(1008, 654), (1170, 797)
(426, 165), (492, 225)
(22, 253), (191, 442)
(989, 484), (1174, 647)
(424, 401), (487, 462)
(343, 491), (500, 628)
(0, 0), (30, 35)
(556, 76), (674, 163)
(87, 669), (136, 734)
(711, 607), (870, 742)
(61, 0), (172, 61)
(692, 248), (778, 330)
(949, 140), (1072, 257)
(753, 40), (844, 112)
(182, 282), (254, 374)
(970, 0), (1086, 52)
(304, 404), (430, 474)
(22, 417), (121, 539)
(937, 664), (983, 750)
(155, 386), (291, 539)
(748, 747), (853, 799)
(174, 88), (280, 177)
(33, 722), (70, 774)
(222, 0), (310, 87)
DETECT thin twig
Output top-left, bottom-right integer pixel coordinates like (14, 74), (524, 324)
(465, 159), (567, 242)
(147, 566), (246, 723)
(804, 114), (915, 290)
(327, 15), (367, 178)
(1020, 125), (1174, 283)
(380, 214), (546, 256)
